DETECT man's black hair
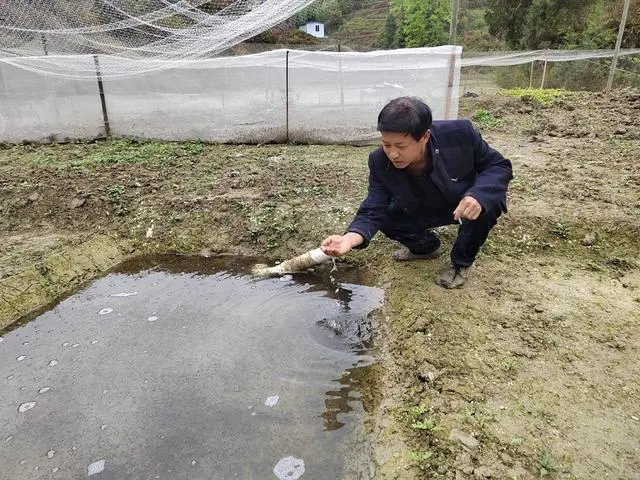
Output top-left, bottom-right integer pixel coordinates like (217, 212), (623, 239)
(377, 97), (433, 141)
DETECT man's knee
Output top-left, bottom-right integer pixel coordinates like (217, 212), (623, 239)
(478, 205), (502, 225)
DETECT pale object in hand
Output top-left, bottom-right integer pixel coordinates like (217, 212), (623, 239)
(252, 248), (331, 276)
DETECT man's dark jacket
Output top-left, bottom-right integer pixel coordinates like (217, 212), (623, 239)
(347, 119), (513, 246)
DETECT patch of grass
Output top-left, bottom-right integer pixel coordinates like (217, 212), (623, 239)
(501, 88), (569, 106)
(411, 418), (442, 431)
(31, 153), (60, 166)
(242, 201), (299, 248)
(107, 185), (128, 216)
(538, 452), (557, 476)
(29, 139), (205, 169)
(408, 450), (434, 469)
(463, 407), (495, 429)
(549, 222), (570, 239)
(473, 109), (506, 128)
(404, 404), (443, 432)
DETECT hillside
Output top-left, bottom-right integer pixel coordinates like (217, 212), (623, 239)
(332, 0), (390, 50)
(325, 1), (501, 51)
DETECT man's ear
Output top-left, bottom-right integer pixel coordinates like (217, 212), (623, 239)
(423, 129), (431, 143)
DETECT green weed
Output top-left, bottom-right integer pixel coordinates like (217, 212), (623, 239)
(473, 109), (506, 128)
(408, 450), (434, 469)
(549, 222), (570, 239)
(501, 88), (569, 106)
(538, 452), (557, 476)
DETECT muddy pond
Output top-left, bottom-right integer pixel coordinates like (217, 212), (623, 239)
(0, 255), (384, 479)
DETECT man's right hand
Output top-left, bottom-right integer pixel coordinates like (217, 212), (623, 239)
(321, 232), (364, 257)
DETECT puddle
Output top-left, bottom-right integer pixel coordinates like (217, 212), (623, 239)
(0, 255), (383, 479)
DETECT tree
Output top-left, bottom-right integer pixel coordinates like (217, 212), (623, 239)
(485, 0), (621, 49)
(485, 0), (532, 49)
(382, 0), (450, 48)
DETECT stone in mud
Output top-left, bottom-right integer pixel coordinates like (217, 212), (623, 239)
(316, 313), (372, 344)
(70, 197), (86, 209)
(582, 232), (598, 246)
(449, 428), (480, 451)
(473, 465), (493, 478)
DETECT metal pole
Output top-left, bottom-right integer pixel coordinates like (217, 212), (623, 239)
(93, 55), (111, 137)
(607, 0), (631, 92)
(285, 50), (289, 142)
(339, 56), (344, 113)
(540, 59), (548, 89)
(529, 60), (535, 89)
(449, 0), (460, 44)
(40, 33), (48, 55)
(444, 48), (458, 119)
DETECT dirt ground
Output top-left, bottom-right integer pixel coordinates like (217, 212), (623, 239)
(1, 89), (639, 479)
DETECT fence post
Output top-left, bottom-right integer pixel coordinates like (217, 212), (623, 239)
(607, 0), (631, 91)
(540, 54), (548, 89)
(93, 55), (111, 137)
(449, 0), (460, 45)
(444, 47), (458, 120)
(285, 50), (289, 143)
(529, 60), (535, 89)
(339, 54), (345, 113)
(40, 33), (48, 56)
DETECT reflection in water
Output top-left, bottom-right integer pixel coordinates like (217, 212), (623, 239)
(322, 360), (372, 432)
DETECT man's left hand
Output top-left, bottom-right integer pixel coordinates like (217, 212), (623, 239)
(453, 196), (482, 221)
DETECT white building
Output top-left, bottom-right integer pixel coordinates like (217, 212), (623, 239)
(298, 21), (325, 38)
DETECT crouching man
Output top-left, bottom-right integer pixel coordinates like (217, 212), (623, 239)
(321, 97), (513, 288)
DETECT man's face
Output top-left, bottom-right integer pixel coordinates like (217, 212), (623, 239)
(381, 130), (430, 169)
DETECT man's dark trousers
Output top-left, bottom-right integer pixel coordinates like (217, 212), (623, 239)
(379, 205), (501, 268)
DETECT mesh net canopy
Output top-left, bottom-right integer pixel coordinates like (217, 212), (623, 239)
(0, 0), (317, 77)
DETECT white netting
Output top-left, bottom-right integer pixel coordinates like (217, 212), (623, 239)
(0, 46), (462, 143)
(0, 0), (317, 77)
(461, 49), (640, 67)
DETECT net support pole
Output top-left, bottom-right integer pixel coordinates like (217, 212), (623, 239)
(285, 50), (289, 142)
(339, 56), (345, 113)
(445, 48), (458, 120)
(540, 57), (548, 89)
(40, 33), (48, 56)
(449, 0), (460, 45)
(607, 0), (631, 92)
(529, 60), (535, 89)
(93, 55), (111, 138)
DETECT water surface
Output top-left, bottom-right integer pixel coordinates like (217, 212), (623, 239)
(0, 255), (383, 479)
